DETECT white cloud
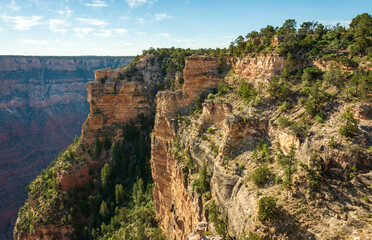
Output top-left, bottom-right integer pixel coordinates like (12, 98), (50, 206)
(125, 0), (147, 8)
(115, 40), (133, 46)
(7, 0), (20, 11)
(136, 18), (145, 24)
(115, 28), (128, 34)
(94, 29), (112, 37)
(75, 17), (108, 26)
(57, 8), (73, 18)
(2, 15), (43, 30)
(84, 0), (108, 7)
(157, 32), (170, 37)
(154, 13), (172, 21)
(49, 19), (70, 34)
(18, 39), (49, 45)
(135, 31), (146, 36)
(73, 27), (94, 38)
(120, 16), (129, 21)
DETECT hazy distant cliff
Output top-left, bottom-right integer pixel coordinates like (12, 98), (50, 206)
(0, 56), (133, 240)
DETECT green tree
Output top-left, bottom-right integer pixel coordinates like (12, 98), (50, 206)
(104, 136), (111, 151)
(238, 79), (257, 101)
(277, 144), (297, 188)
(94, 136), (102, 158)
(74, 135), (79, 144)
(268, 77), (292, 100)
(193, 161), (209, 194)
(100, 163), (112, 192)
(133, 178), (145, 207)
(99, 201), (110, 220)
(115, 184), (125, 205)
(348, 13), (372, 55)
(251, 164), (272, 187)
(339, 107), (359, 138)
(258, 197), (277, 221)
(278, 19), (297, 37)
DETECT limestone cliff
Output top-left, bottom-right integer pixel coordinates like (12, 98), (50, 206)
(14, 50), (372, 240)
(0, 56), (133, 240)
(13, 53), (164, 240)
(150, 54), (372, 239)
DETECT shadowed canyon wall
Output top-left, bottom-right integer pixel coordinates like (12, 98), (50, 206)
(0, 56), (133, 240)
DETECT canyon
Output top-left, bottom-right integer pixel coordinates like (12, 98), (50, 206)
(14, 49), (371, 239)
(0, 56), (133, 240)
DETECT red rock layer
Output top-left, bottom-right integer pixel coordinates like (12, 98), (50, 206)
(0, 56), (132, 240)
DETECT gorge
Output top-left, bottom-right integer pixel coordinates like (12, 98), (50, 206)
(10, 13), (372, 240)
(0, 56), (133, 240)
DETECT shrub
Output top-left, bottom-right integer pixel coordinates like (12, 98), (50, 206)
(339, 107), (359, 138)
(207, 93), (214, 99)
(251, 164), (272, 187)
(193, 161), (209, 194)
(279, 101), (290, 112)
(238, 79), (257, 101)
(277, 116), (291, 128)
(205, 201), (228, 237)
(94, 137), (102, 158)
(301, 67), (321, 85)
(217, 80), (229, 96)
(241, 231), (261, 240)
(99, 75), (108, 84)
(268, 77), (292, 100)
(258, 197), (277, 221)
(328, 136), (337, 148)
(252, 142), (270, 163)
(314, 113), (324, 123)
(207, 127), (214, 134)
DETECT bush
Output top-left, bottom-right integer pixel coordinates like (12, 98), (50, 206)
(268, 77), (292, 100)
(258, 197), (277, 221)
(279, 101), (289, 112)
(314, 113), (324, 123)
(193, 161), (209, 194)
(241, 231), (261, 240)
(207, 93), (214, 99)
(277, 116), (291, 128)
(238, 79), (257, 101)
(339, 107), (359, 138)
(251, 164), (272, 187)
(217, 80), (229, 96)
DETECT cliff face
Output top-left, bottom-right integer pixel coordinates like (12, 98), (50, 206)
(13, 52), (371, 240)
(0, 56), (132, 240)
(13, 53), (164, 240)
(151, 56), (223, 240)
(151, 54), (372, 239)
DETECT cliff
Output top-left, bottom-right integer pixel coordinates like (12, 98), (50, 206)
(150, 54), (372, 239)
(12, 53), (165, 240)
(14, 49), (371, 240)
(0, 56), (133, 240)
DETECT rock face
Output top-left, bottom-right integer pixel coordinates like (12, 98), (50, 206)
(151, 56), (223, 240)
(151, 54), (372, 240)
(0, 56), (132, 240)
(12, 52), (372, 240)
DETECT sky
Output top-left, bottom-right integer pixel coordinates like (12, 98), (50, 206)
(0, 0), (371, 56)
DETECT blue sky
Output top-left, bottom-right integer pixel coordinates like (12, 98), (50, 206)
(0, 0), (370, 56)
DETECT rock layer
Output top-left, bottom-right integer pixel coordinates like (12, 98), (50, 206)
(0, 56), (132, 240)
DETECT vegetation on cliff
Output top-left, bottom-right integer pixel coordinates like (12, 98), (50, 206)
(15, 13), (371, 240)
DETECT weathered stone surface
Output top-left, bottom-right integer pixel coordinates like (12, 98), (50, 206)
(0, 56), (132, 240)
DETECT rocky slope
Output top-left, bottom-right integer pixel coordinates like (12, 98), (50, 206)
(14, 50), (372, 240)
(0, 56), (133, 240)
(13, 21), (372, 239)
(12, 53), (168, 240)
(150, 53), (372, 239)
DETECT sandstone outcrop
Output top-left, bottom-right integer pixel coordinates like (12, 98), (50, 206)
(0, 56), (132, 240)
